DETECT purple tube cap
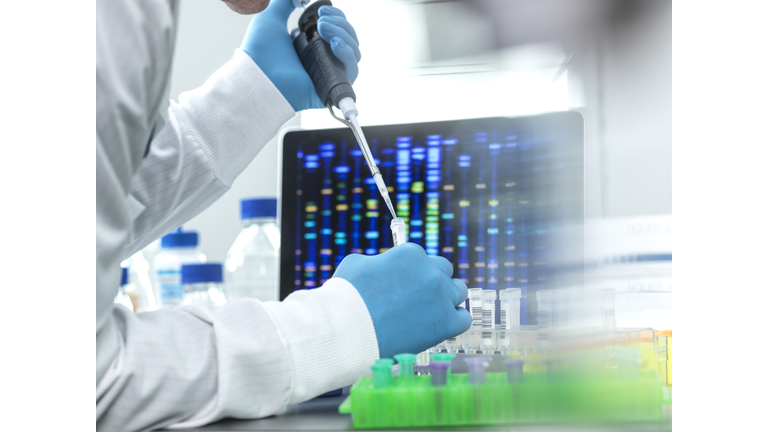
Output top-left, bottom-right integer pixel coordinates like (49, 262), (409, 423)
(504, 359), (529, 367)
(430, 361), (450, 372)
(464, 357), (488, 369)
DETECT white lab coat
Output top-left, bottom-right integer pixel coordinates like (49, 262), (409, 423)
(96, 1), (379, 431)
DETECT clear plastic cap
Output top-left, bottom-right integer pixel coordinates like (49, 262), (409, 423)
(500, 288), (522, 301)
(468, 288), (482, 300)
(481, 289), (497, 301)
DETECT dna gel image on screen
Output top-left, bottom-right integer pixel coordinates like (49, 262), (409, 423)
(280, 113), (584, 324)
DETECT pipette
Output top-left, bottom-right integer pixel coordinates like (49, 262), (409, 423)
(291, 0), (397, 220)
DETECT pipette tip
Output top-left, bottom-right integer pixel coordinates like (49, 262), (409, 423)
(384, 196), (397, 219)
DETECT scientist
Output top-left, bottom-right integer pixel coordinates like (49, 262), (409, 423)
(96, 0), (471, 430)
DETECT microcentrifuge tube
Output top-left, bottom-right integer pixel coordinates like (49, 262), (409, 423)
(503, 359), (528, 383)
(498, 288), (521, 354)
(432, 353), (456, 377)
(480, 290), (497, 353)
(390, 217), (407, 246)
(468, 288), (483, 328)
(429, 361), (450, 386)
(464, 356), (489, 385)
(541, 359), (562, 382)
(393, 353), (416, 378)
(371, 362), (393, 388)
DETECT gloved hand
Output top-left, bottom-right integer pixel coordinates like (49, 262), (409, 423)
(240, 0), (361, 112)
(333, 243), (472, 359)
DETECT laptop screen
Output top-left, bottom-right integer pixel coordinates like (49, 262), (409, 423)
(279, 112), (584, 324)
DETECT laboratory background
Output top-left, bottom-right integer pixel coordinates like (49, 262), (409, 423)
(115, 0), (673, 429)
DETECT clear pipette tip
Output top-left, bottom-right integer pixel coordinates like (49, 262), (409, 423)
(383, 195), (396, 219)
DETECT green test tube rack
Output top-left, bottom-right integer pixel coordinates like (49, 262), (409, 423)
(339, 364), (667, 429)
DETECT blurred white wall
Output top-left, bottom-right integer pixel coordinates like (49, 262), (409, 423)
(164, 0), (670, 263)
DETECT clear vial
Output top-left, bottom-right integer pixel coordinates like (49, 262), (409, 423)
(480, 290), (497, 354)
(181, 263), (227, 306)
(498, 288), (521, 354)
(468, 288), (483, 328)
(444, 297), (467, 353)
(390, 217), (407, 246)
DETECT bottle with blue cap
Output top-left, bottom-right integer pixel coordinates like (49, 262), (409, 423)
(114, 267), (135, 311)
(181, 263), (227, 306)
(153, 227), (207, 308)
(224, 198), (280, 302)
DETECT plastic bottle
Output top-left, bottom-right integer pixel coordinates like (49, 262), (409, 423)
(153, 228), (206, 309)
(115, 267), (134, 311)
(181, 263), (227, 306)
(224, 198), (280, 302)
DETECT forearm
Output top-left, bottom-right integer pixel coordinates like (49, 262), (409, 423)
(96, 278), (378, 431)
(123, 49), (295, 258)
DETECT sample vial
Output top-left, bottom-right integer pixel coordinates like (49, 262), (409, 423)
(444, 297), (467, 353)
(429, 361), (450, 386)
(393, 353), (416, 379)
(468, 288), (483, 328)
(390, 217), (407, 246)
(503, 359), (528, 383)
(498, 288), (521, 354)
(480, 290), (497, 354)
(464, 356), (489, 385)
(181, 263), (227, 306)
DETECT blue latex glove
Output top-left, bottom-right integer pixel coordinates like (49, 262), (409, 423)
(333, 243), (472, 359)
(240, 0), (361, 112)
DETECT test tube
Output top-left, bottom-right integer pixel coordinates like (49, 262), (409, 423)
(390, 217), (407, 247)
(498, 288), (521, 355)
(416, 350), (430, 368)
(600, 288), (616, 331)
(432, 352), (456, 376)
(468, 288), (483, 328)
(371, 361), (393, 388)
(430, 361), (450, 386)
(464, 356), (489, 385)
(394, 353), (416, 379)
(445, 297), (467, 353)
(462, 329), (477, 354)
(480, 290), (497, 354)
(503, 359), (528, 383)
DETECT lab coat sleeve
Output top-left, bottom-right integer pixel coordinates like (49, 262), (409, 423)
(121, 49), (296, 258)
(97, 23), (380, 432)
(97, 278), (378, 432)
